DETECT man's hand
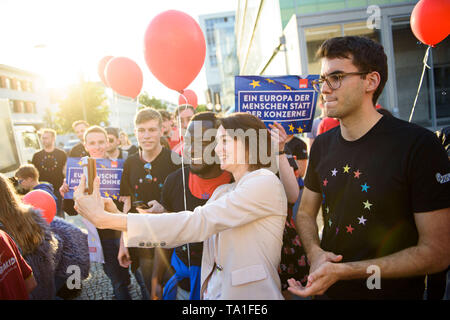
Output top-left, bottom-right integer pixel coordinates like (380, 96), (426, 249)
(288, 261), (341, 297)
(117, 234), (131, 268)
(59, 179), (69, 197)
(308, 248), (342, 274)
(119, 196), (131, 214)
(136, 200), (166, 214)
(146, 200), (165, 213)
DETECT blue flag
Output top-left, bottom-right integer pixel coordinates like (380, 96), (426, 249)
(235, 75), (319, 134)
(65, 157), (124, 200)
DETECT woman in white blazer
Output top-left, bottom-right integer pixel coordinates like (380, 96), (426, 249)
(74, 113), (288, 300)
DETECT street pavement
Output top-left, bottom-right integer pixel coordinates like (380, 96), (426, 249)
(64, 214), (144, 300)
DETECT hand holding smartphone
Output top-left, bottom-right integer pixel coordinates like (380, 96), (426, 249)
(81, 156), (97, 195)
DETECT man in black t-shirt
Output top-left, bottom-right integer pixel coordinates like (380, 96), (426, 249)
(32, 128), (67, 217)
(143, 112), (231, 300)
(68, 120), (89, 158)
(288, 36), (450, 300)
(118, 108), (181, 298)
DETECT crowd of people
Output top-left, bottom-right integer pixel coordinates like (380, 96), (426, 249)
(1, 36), (449, 301)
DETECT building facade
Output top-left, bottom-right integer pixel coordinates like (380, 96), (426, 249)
(105, 88), (140, 135)
(0, 64), (49, 127)
(199, 12), (240, 111)
(236, 0), (450, 131)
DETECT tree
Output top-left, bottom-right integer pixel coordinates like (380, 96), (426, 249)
(138, 91), (167, 110)
(195, 104), (208, 113)
(43, 107), (60, 131)
(55, 81), (110, 133)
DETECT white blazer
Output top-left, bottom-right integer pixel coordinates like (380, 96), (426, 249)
(124, 168), (287, 300)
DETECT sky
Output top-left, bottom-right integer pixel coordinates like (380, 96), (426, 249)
(0, 0), (238, 105)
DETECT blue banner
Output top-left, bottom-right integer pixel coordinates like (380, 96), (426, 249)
(235, 75), (319, 134)
(65, 157), (124, 200)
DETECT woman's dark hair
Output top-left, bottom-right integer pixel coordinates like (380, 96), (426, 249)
(316, 36), (388, 106)
(219, 112), (272, 171)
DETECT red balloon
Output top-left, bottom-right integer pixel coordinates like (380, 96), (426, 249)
(22, 190), (56, 224)
(144, 10), (206, 92)
(105, 57), (143, 98)
(411, 0), (450, 46)
(178, 89), (198, 109)
(97, 56), (114, 86)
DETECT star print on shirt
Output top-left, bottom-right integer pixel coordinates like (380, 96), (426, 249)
(331, 168), (337, 176)
(363, 200), (373, 210)
(323, 178), (328, 186)
(358, 216), (367, 225)
(361, 183), (370, 192)
(354, 170), (362, 178)
(343, 164), (350, 173)
(346, 225), (354, 234)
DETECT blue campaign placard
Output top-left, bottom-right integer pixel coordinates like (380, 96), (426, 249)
(235, 75), (319, 134)
(65, 157), (124, 200)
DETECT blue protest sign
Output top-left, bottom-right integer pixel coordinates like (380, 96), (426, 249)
(235, 75), (319, 134)
(65, 157), (124, 200)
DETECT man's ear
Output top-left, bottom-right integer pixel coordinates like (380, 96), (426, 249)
(366, 71), (381, 94)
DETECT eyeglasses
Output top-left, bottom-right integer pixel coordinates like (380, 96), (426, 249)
(311, 71), (369, 92)
(144, 162), (152, 182)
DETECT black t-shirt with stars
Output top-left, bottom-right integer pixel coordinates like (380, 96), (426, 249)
(32, 148), (67, 190)
(120, 148), (181, 212)
(305, 115), (450, 299)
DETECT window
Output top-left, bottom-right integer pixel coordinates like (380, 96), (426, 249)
(13, 100), (24, 113)
(22, 132), (40, 149)
(0, 112), (20, 173)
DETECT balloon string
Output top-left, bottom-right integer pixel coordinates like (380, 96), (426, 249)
(409, 46), (431, 123)
(178, 92), (191, 269)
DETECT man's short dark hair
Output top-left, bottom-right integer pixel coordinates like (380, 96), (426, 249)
(316, 36), (388, 105)
(159, 110), (171, 121)
(72, 120), (89, 130)
(190, 111), (219, 128)
(134, 107), (162, 127)
(175, 105), (195, 118)
(83, 125), (107, 142)
(105, 127), (120, 139)
(15, 164), (39, 181)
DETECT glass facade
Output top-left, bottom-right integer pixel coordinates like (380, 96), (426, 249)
(201, 12), (239, 111)
(391, 18), (450, 127)
(279, 0), (416, 28)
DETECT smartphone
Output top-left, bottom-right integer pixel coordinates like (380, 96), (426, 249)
(133, 200), (150, 210)
(81, 156), (97, 195)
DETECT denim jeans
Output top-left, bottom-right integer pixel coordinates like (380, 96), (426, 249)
(100, 238), (132, 300)
(134, 268), (150, 300)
